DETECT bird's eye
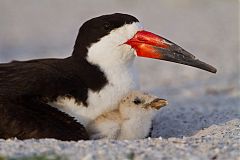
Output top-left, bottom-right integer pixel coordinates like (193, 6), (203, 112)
(103, 23), (111, 30)
(133, 97), (142, 105)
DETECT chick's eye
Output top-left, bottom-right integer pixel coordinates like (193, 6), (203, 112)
(133, 97), (142, 105)
(103, 23), (111, 30)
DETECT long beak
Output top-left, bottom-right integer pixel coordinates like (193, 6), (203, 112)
(125, 30), (217, 73)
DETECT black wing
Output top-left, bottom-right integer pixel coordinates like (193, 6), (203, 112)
(0, 59), (89, 140)
(0, 58), (106, 104)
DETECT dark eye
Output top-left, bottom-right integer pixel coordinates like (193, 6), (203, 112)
(133, 97), (142, 105)
(103, 22), (111, 30)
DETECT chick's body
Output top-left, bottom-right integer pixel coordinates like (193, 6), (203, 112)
(86, 91), (167, 140)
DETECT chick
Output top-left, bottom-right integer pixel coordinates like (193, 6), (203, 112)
(86, 91), (167, 140)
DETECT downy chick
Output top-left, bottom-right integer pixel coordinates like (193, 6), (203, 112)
(87, 91), (167, 140)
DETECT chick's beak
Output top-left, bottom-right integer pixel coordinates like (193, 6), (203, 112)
(146, 98), (168, 110)
(125, 30), (217, 73)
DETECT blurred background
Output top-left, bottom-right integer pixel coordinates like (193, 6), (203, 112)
(0, 0), (239, 137)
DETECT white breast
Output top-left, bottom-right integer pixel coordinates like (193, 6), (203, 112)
(49, 64), (139, 126)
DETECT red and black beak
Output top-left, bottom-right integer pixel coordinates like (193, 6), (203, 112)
(125, 30), (217, 73)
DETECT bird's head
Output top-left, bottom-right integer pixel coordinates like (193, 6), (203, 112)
(73, 13), (217, 73)
(119, 91), (168, 118)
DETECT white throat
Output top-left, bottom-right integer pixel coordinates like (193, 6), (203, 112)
(50, 22), (143, 126)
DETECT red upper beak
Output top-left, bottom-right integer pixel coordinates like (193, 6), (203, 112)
(125, 30), (217, 73)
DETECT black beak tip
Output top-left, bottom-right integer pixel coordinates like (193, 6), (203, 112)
(153, 42), (218, 74)
(210, 67), (217, 74)
(193, 59), (217, 74)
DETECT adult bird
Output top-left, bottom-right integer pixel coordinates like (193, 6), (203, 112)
(0, 13), (216, 140)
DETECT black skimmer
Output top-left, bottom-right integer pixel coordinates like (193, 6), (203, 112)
(0, 13), (216, 140)
(87, 91), (168, 140)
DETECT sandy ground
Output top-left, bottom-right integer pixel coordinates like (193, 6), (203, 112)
(0, 0), (239, 159)
(0, 119), (239, 160)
